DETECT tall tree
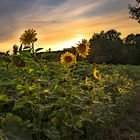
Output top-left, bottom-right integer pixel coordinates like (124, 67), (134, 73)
(124, 34), (136, 45)
(89, 29), (122, 64)
(124, 33), (140, 46)
(128, 0), (140, 23)
(104, 29), (121, 41)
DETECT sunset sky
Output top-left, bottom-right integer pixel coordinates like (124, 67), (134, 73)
(0, 0), (139, 52)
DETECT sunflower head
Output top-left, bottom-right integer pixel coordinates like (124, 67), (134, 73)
(20, 29), (37, 46)
(93, 68), (101, 80)
(60, 52), (76, 66)
(44, 89), (49, 94)
(85, 76), (91, 84)
(117, 87), (125, 94)
(76, 39), (90, 58)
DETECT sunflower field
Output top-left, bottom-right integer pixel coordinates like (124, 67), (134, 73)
(0, 30), (140, 140)
(0, 48), (140, 140)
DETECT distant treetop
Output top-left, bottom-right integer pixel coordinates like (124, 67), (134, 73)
(128, 0), (140, 23)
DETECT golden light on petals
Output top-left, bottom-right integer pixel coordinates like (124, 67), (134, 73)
(93, 68), (101, 80)
(76, 39), (90, 58)
(20, 28), (37, 46)
(60, 52), (76, 66)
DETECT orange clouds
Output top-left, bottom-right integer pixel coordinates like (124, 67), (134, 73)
(0, 0), (139, 52)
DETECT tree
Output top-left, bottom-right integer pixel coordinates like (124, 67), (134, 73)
(124, 33), (140, 46)
(123, 33), (140, 65)
(104, 29), (121, 41)
(128, 0), (140, 23)
(89, 29), (123, 64)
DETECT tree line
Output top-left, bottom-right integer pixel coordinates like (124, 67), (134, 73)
(63, 29), (140, 65)
(0, 29), (140, 65)
(0, 0), (139, 65)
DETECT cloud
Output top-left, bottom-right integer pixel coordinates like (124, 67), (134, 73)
(0, 0), (139, 52)
(0, 0), (37, 41)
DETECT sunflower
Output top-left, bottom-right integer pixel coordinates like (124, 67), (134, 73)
(117, 87), (125, 94)
(20, 29), (37, 46)
(93, 68), (101, 80)
(60, 52), (76, 66)
(85, 76), (91, 84)
(76, 39), (90, 58)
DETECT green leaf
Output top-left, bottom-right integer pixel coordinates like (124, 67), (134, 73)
(23, 46), (31, 50)
(13, 99), (27, 110)
(76, 120), (83, 128)
(19, 44), (23, 52)
(16, 85), (23, 90)
(0, 95), (15, 113)
(35, 48), (43, 52)
(52, 85), (60, 94)
(0, 95), (10, 101)
(4, 114), (33, 140)
(43, 127), (60, 140)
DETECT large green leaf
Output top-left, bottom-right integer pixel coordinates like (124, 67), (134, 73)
(3, 114), (33, 140)
(43, 127), (60, 140)
(0, 95), (15, 113)
(0, 95), (10, 101)
(23, 46), (31, 50)
(35, 48), (43, 53)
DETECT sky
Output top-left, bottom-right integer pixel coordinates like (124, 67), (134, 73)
(0, 0), (139, 52)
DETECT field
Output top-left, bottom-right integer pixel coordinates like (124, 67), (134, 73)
(0, 53), (140, 140)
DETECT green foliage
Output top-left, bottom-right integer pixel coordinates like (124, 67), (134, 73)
(89, 29), (123, 64)
(89, 30), (140, 65)
(128, 0), (140, 23)
(0, 52), (140, 140)
(1, 113), (33, 140)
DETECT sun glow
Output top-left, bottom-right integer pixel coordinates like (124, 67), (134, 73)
(63, 35), (84, 47)
(42, 35), (87, 51)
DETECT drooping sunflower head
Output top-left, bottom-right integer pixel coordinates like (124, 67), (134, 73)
(20, 29), (37, 46)
(76, 39), (90, 58)
(60, 52), (76, 66)
(93, 68), (101, 80)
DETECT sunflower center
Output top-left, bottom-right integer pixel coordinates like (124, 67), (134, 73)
(95, 71), (99, 76)
(65, 56), (72, 62)
(78, 45), (86, 53)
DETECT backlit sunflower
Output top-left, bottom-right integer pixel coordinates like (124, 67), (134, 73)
(93, 68), (101, 80)
(20, 29), (37, 46)
(60, 52), (76, 66)
(76, 39), (90, 58)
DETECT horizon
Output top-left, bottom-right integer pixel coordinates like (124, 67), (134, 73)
(0, 0), (140, 53)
